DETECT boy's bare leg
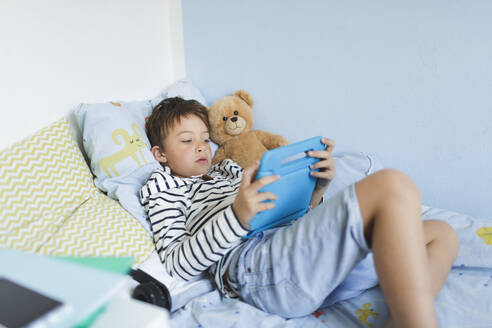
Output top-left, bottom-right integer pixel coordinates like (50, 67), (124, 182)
(355, 169), (439, 328)
(383, 220), (458, 327)
(422, 220), (459, 298)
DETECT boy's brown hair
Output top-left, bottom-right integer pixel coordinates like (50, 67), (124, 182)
(146, 97), (210, 148)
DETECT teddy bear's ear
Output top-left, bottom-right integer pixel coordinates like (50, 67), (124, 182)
(233, 90), (254, 107)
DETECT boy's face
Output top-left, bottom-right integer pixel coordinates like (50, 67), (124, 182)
(152, 114), (212, 178)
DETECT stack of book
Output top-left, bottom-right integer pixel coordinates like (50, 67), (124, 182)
(0, 249), (133, 327)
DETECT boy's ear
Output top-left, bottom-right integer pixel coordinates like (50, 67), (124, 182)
(151, 145), (167, 164)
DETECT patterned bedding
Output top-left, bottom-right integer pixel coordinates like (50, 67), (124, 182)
(165, 152), (492, 327)
(0, 119), (154, 263)
(167, 205), (492, 327)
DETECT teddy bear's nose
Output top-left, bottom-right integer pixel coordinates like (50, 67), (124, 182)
(231, 117), (238, 122)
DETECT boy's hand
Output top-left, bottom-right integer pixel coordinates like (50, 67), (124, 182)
(233, 161), (279, 229)
(308, 137), (336, 207)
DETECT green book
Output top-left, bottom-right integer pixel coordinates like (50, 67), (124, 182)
(52, 255), (135, 327)
(55, 256), (134, 275)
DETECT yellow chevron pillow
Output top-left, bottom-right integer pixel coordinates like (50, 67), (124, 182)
(0, 118), (153, 263)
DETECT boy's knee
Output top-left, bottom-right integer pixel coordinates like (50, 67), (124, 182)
(356, 169), (421, 227)
(375, 169), (421, 203)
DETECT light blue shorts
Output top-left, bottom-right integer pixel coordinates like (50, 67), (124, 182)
(226, 184), (379, 318)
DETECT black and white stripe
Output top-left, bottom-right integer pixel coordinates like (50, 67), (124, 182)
(140, 159), (248, 296)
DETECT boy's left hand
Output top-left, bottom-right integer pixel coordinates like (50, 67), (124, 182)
(308, 137), (336, 207)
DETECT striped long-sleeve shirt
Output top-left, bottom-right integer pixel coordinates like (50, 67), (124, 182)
(139, 159), (249, 296)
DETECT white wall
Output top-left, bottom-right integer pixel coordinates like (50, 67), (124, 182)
(182, 1), (492, 220)
(0, 0), (185, 150)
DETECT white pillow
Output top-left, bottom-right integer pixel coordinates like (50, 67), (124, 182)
(325, 151), (384, 199)
(74, 80), (210, 233)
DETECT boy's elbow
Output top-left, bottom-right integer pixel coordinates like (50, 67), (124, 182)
(168, 262), (204, 282)
(169, 267), (193, 282)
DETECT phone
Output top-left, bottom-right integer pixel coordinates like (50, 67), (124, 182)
(0, 277), (71, 328)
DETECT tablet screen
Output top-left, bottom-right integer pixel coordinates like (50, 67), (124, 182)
(0, 277), (68, 328)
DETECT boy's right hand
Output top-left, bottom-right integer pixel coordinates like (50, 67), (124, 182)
(232, 160), (279, 229)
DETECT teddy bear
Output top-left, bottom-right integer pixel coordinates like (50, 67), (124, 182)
(207, 90), (289, 168)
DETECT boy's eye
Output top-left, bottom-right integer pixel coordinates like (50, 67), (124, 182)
(204, 139), (210, 143)
(182, 140), (192, 143)
(233, 111), (238, 115)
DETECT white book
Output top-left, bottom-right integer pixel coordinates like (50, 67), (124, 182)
(0, 249), (129, 328)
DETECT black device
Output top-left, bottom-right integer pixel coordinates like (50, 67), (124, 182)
(130, 269), (171, 310)
(0, 277), (68, 328)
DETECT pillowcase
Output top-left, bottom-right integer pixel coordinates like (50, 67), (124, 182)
(151, 79), (207, 107)
(74, 80), (210, 233)
(324, 151), (384, 199)
(0, 118), (154, 264)
(0, 118), (97, 252)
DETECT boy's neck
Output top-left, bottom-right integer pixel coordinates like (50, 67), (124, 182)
(163, 164), (212, 181)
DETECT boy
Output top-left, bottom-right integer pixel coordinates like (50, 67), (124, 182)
(141, 97), (458, 327)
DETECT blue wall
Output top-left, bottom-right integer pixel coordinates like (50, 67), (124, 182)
(182, 1), (492, 219)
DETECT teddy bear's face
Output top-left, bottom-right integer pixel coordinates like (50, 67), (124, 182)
(208, 95), (254, 145)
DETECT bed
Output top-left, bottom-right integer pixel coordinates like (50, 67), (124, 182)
(70, 80), (492, 327)
(142, 151), (492, 327)
(2, 80), (490, 327)
(163, 204), (492, 327)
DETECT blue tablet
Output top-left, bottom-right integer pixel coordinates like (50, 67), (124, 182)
(244, 136), (325, 238)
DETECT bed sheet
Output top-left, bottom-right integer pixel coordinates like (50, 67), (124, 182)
(166, 205), (492, 328)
